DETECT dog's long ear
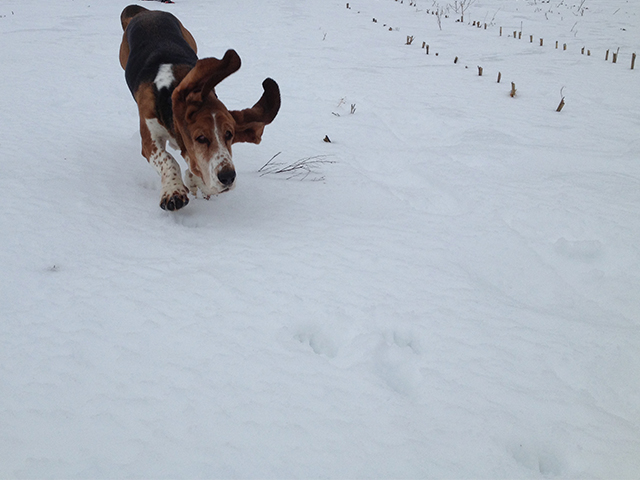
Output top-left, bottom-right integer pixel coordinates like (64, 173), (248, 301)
(121, 4), (148, 31)
(172, 50), (241, 105)
(230, 78), (281, 144)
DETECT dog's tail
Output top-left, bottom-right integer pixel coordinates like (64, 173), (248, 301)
(121, 5), (149, 31)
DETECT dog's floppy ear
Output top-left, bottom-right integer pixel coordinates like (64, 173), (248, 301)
(121, 4), (148, 31)
(230, 78), (281, 144)
(172, 49), (241, 105)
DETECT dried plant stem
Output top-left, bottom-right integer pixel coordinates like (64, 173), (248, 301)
(556, 87), (566, 112)
(259, 151), (283, 173)
(259, 153), (335, 181)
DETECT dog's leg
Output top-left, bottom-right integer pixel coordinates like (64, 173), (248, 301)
(184, 168), (204, 198)
(141, 118), (190, 211)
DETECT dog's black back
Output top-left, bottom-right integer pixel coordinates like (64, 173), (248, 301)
(124, 10), (197, 96)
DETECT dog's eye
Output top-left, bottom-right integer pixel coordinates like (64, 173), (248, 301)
(224, 131), (233, 142)
(195, 135), (210, 146)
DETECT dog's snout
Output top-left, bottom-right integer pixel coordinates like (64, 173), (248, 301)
(217, 168), (236, 186)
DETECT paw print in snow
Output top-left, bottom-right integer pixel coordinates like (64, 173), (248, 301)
(509, 441), (564, 476)
(294, 331), (338, 359)
(374, 331), (423, 396)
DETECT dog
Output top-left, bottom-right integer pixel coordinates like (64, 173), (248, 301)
(119, 5), (281, 210)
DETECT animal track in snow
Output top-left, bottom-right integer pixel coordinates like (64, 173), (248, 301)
(508, 441), (564, 477)
(374, 331), (423, 396)
(294, 331), (338, 358)
(554, 237), (603, 261)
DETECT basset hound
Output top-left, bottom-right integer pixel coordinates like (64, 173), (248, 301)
(119, 5), (281, 210)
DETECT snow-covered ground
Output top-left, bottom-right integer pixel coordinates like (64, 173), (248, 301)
(1, 0), (639, 477)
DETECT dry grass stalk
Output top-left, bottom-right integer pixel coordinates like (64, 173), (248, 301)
(556, 87), (566, 112)
(259, 153), (335, 181)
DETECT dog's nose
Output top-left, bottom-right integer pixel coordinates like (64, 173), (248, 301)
(217, 168), (236, 186)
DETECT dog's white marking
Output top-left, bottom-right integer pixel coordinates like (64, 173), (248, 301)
(146, 116), (170, 142)
(154, 64), (174, 90)
(210, 113), (233, 173)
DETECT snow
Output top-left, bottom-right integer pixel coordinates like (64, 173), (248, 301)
(1, 0), (639, 477)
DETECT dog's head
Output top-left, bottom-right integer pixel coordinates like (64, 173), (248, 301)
(171, 50), (281, 194)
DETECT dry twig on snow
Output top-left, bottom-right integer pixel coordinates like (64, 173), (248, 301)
(259, 152), (336, 181)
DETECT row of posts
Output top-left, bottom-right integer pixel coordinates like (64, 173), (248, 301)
(498, 26), (636, 69)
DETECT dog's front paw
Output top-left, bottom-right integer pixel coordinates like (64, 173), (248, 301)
(160, 188), (190, 211)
